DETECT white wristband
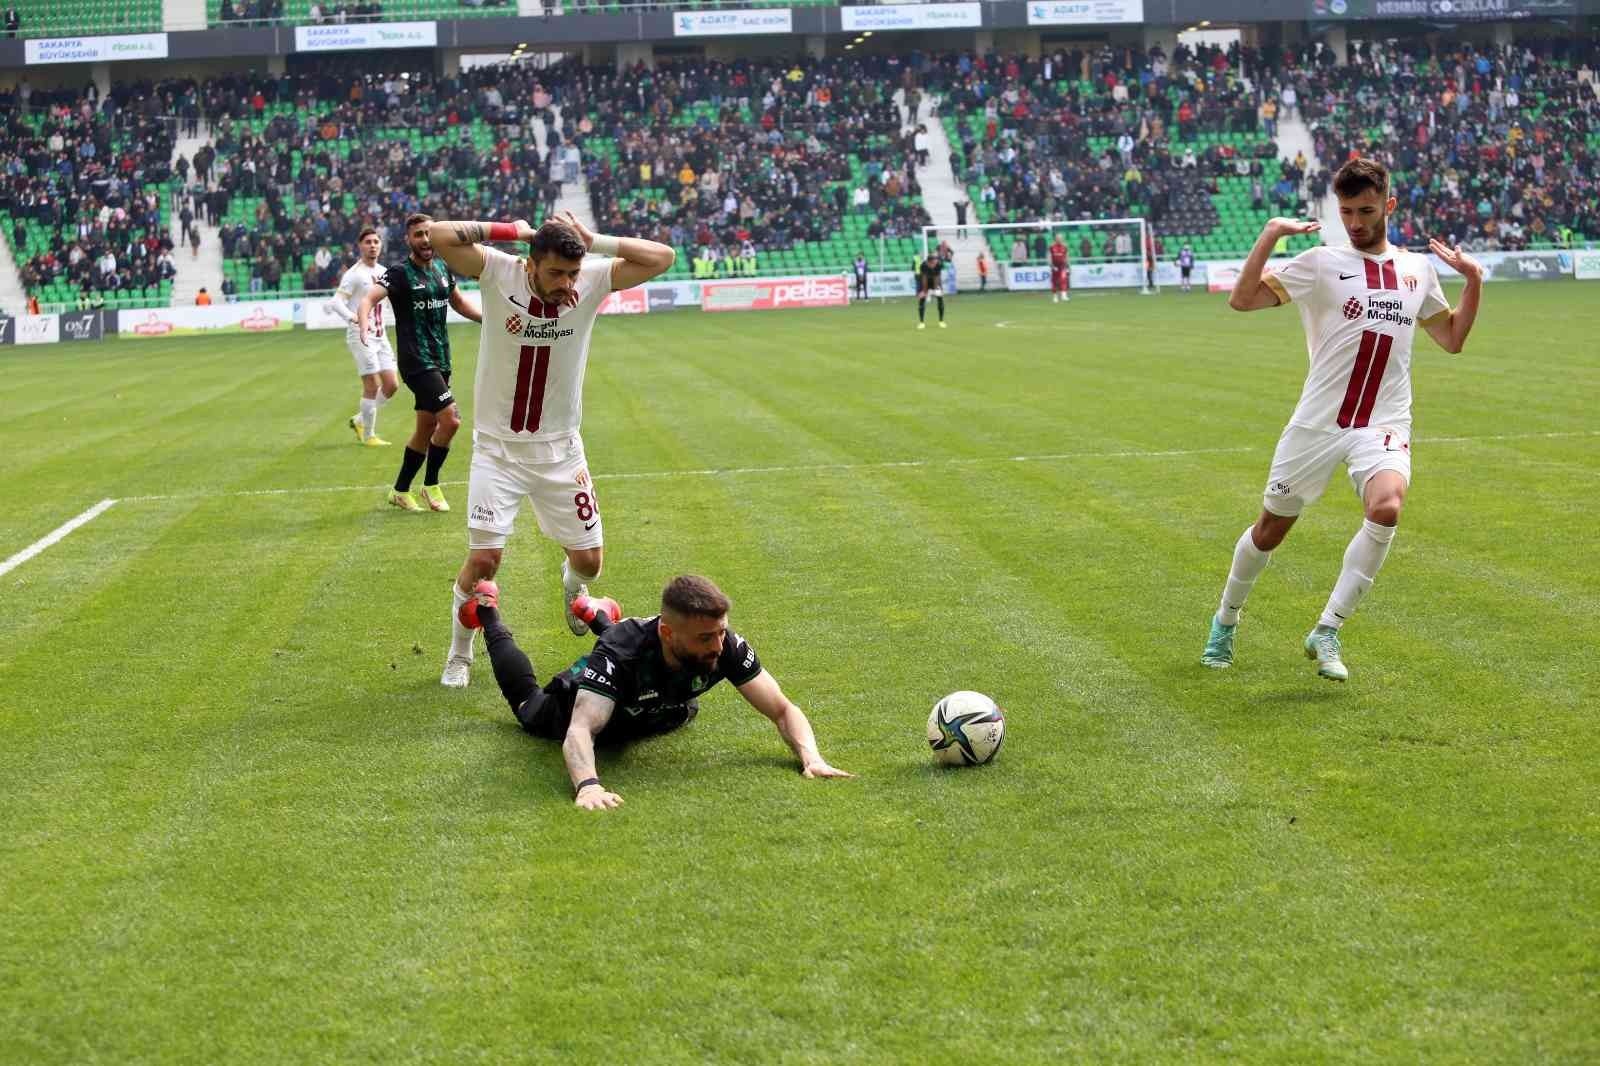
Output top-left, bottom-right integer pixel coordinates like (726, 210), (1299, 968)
(590, 234), (620, 256)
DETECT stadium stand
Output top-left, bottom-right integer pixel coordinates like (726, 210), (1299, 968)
(5, 0), (163, 38)
(4, 35), (1593, 308)
(926, 43), (1319, 266)
(571, 58), (931, 281)
(1298, 38), (1598, 253)
(0, 86), (177, 311)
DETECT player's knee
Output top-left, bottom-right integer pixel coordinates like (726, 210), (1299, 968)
(1366, 497), (1403, 527)
(464, 548), (502, 582)
(568, 547), (602, 580)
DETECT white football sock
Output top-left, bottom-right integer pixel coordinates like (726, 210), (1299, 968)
(1319, 519), (1395, 629)
(1217, 526), (1273, 626)
(561, 558), (596, 598)
(360, 397), (379, 438)
(450, 582), (475, 660)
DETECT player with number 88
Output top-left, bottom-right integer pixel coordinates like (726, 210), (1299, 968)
(423, 214), (677, 689)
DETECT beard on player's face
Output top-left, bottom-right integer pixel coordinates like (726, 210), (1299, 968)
(528, 257), (582, 304)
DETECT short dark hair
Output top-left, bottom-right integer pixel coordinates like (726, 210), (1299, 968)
(404, 212), (432, 232)
(530, 220), (587, 262)
(1333, 158), (1390, 200)
(661, 575), (730, 621)
(357, 226), (379, 242)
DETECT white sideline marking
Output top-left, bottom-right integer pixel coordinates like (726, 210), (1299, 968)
(0, 499), (118, 578)
(112, 428), (1600, 505)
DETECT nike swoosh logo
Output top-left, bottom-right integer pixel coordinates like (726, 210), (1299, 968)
(1339, 273), (1359, 280)
(583, 520), (597, 531)
(507, 295), (527, 309)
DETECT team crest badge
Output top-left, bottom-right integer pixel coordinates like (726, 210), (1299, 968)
(1342, 296), (1363, 321)
(504, 313), (523, 334)
(1403, 274), (1418, 292)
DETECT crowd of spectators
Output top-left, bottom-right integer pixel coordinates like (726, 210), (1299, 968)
(1295, 37), (1598, 252)
(0, 80), (178, 306)
(565, 57), (931, 272)
(917, 42), (1305, 247)
(6, 36), (1597, 307)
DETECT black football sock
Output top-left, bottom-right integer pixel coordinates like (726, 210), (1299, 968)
(423, 443), (450, 486)
(917, 298), (926, 322)
(484, 617), (540, 713)
(394, 446), (426, 492)
(937, 296), (945, 321)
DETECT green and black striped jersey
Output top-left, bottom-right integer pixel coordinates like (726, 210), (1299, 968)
(381, 257), (456, 377)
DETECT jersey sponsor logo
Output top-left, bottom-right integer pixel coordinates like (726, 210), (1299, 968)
(415, 297), (448, 310)
(504, 313), (524, 334)
(1365, 296), (1413, 327)
(1342, 297), (1363, 321)
(517, 321), (576, 341)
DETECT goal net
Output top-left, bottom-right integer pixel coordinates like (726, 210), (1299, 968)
(920, 218), (1159, 295)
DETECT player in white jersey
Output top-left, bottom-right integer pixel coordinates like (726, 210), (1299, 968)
(1200, 157), (1483, 681)
(426, 213), (676, 688)
(326, 227), (397, 446)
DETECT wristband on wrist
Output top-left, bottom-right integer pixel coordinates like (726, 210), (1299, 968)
(575, 777), (602, 795)
(589, 234), (620, 256)
(487, 221), (519, 242)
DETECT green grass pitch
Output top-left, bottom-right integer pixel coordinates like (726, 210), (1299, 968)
(3, 282), (1598, 1063)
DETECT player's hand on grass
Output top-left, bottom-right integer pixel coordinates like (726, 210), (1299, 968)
(556, 210), (596, 251)
(1268, 217), (1322, 238)
(801, 759), (854, 779)
(1428, 238), (1483, 280)
(575, 783), (623, 810)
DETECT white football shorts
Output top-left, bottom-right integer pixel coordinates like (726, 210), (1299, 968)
(348, 333), (397, 377)
(466, 431), (602, 551)
(1262, 424), (1412, 517)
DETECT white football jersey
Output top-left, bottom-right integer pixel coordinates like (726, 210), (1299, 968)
(473, 246), (613, 444)
(334, 260), (389, 342)
(1264, 245), (1450, 432)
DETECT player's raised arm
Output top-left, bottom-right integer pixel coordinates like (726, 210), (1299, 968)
(564, 689), (624, 809)
(550, 209), (676, 292)
(1229, 217), (1320, 312)
(354, 281), (387, 348)
(1421, 240), (1483, 354)
(736, 670), (854, 779)
(426, 219), (535, 281)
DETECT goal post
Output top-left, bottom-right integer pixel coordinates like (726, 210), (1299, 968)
(920, 218), (1160, 295)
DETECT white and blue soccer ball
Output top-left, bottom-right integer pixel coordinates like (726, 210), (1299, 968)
(927, 691), (1006, 766)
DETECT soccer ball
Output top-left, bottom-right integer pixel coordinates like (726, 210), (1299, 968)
(927, 691), (1006, 766)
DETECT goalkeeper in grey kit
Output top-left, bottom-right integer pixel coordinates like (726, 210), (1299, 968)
(460, 574), (854, 809)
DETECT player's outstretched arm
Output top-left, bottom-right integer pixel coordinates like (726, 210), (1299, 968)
(1422, 240), (1483, 354)
(564, 690), (624, 810)
(427, 220), (534, 280)
(1229, 217), (1320, 312)
(354, 283), (387, 347)
(737, 670), (854, 779)
(551, 209), (676, 292)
